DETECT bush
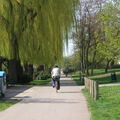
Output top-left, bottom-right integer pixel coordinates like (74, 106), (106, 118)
(18, 73), (32, 83)
(63, 68), (74, 74)
(36, 71), (51, 80)
(7, 73), (32, 84)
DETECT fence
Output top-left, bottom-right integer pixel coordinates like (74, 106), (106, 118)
(84, 77), (99, 100)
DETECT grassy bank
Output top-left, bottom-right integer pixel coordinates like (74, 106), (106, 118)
(92, 75), (120, 84)
(72, 76), (83, 85)
(82, 85), (120, 120)
(88, 68), (120, 76)
(70, 68), (120, 76)
(27, 78), (51, 85)
(0, 99), (20, 111)
(73, 74), (120, 85)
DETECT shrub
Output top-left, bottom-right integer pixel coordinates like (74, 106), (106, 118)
(63, 68), (74, 74)
(36, 71), (51, 80)
(18, 73), (32, 83)
(7, 73), (32, 84)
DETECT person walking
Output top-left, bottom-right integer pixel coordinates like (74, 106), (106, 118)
(51, 65), (60, 90)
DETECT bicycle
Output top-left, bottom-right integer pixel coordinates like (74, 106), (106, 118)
(53, 76), (60, 93)
(55, 79), (59, 93)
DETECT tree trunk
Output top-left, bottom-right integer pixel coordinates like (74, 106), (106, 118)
(105, 58), (111, 73)
(91, 40), (97, 75)
(8, 59), (23, 83)
(86, 47), (89, 75)
(28, 64), (34, 79)
(8, 59), (18, 83)
(110, 60), (114, 69)
(83, 46), (86, 74)
(0, 62), (2, 71)
(23, 62), (28, 73)
(86, 21), (91, 76)
(91, 50), (96, 75)
(23, 63), (34, 80)
(81, 41), (84, 74)
(17, 60), (23, 83)
(37, 65), (44, 72)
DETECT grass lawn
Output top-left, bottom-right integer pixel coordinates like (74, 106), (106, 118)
(0, 99), (20, 111)
(92, 74), (120, 84)
(72, 76), (83, 85)
(82, 85), (120, 120)
(70, 68), (120, 76)
(27, 78), (51, 85)
(73, 74), (120, 85)
(88, 68), (120, 77)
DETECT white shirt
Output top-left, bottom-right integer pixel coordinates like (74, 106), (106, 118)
(51, 67), (60, 77)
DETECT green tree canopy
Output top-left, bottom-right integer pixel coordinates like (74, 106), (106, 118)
(0, 0), (78, 66)
(97, 1), (120, 60)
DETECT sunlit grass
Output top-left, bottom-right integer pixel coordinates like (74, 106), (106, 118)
(82, 85), (120, 120)
(73, 74), (120, 85)
(72, 76), (84, 85)
(0, 99), (20, 111)
(70, 68), (120, 76)
(88, 68), (120, 76)
(92, 75), (120, 84)
(27, 78), (51, 85)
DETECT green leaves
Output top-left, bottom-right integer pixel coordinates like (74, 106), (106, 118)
(97, 1), (120, 61)
(0, 0), (78, 66)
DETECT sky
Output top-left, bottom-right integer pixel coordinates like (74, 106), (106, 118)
(63, 39), (74, 57)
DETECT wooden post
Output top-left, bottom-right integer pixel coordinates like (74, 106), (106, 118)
(92, 80), (94, 98)
(87, 79), (89, 90)
(90, 80), (92, 94)
(85, 78), (87, 89)
(94, 81), (99, 100)
(84, 77), (99, 100)
(90, 80), (92, 96)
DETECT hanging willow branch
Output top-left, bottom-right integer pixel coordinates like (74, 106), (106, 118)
(0, 0), (79, 66)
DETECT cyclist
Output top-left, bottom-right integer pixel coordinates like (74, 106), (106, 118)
(51, 64), (60, 90)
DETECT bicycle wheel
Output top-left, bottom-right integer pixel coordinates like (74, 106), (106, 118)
(55, 81), (58, 93)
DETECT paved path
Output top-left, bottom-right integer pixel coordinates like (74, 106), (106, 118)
(0, 77), (90, 120)
(99, 82), (120, 87)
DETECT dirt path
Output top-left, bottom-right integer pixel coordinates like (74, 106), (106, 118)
(0, 77), (90, 120)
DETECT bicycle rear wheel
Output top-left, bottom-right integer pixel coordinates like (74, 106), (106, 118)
(55, 81), (58, 93)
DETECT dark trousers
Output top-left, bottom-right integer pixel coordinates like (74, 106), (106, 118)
(52, 76), (60, 90)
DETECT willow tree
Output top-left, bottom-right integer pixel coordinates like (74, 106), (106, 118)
(0, 0), (78, 82)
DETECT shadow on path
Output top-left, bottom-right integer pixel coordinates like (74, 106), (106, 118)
(60, 80), (77, 86)
(5, 85), (32, 99)
(5, 77), (77, 100)
(60, 91), (80, 94)
(48, 77), (78, 87)
(21, 98), (80, 104)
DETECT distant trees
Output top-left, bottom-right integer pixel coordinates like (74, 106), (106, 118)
(73, 0), (102, 75)
(96, 1), (120, 73)
(73, 0), (120, 75)
(63, 55), (79, 74)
